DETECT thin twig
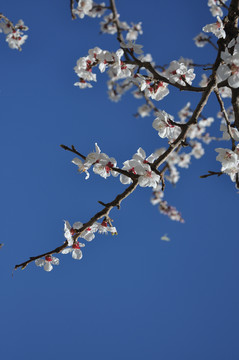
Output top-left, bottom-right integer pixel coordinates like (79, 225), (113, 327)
(214, 88), (236, 150)
(200, 171), (223, 178)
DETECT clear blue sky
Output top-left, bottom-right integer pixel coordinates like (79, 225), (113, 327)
(1, 1), (239, 359)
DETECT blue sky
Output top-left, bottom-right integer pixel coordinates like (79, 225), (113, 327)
(1, 1), (239, 359)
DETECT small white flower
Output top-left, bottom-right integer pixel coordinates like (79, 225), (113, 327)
(138, 169), (160, 189)
(35, 255), (59, 272)
(220, 123), (239, 141)
(177, 153), (191, 168)
(215, 148), (238, 171)
(137, 104), (151, 117)
(190, 141), (205, 159)
(193, 33), (209, 47)
(62, 241), (85, 260)
(165, 61), (195, 86)
(202, 16), (226, 39)
(120, 40), (143, 54)
(153, 110), (179, 140)
(178, 102), (192, 122)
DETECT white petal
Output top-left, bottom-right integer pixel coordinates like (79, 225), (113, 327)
(44, 262), (53, 271)
(83, 232), (95, 241)
(51, 257), (60, 265)
(64, 220), (71, 232)
(72, 158), (83, 166)
(73, 221), (83, 230)
(137, 147), (146, 159)
(62, 248), (73, 254)
(72, 249), (83, 260)
(95, 143), (101, 154)
(35, 259), (45, 267)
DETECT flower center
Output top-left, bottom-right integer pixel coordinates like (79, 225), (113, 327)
(231, 63), (239, 75)
(72, 242), (80, 249)
(129, 167), (136, 174)
(105, 162), (114, 173)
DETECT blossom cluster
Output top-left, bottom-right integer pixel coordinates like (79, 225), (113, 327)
(151, 185), (184, 223)
(72, 0), (106, 19)
(35, 219), (117, 271)
(215, 146), (239, 183)
(14, 0), (239, 274)
(207, 0), (227, 18)
(215, 110), (239, 184)
(72, 143), (118, 179)
(74, 47), (136, 89)
(203, 15), (226, 39)
(217, 36), (239, 88)
(72, 144), (162, 189)
(0, 18), (28, 50)
(119, 147), (160, 189)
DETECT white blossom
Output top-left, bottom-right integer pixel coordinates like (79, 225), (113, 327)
(215, 148), (238, 171)
(202, 16), (226, 39)
(193, 33), (209, 47)
(35, 256), (60, 272)
(165, 61), (195, 86)
(120, 40), (143, 55)
(62, 241), (85, 260)
(153, 110), (180, 140)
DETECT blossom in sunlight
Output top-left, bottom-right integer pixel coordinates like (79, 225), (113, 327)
(35, 255), (60, 272)
(217, 46), (239, 88)
(72, 143), (115, 180)
(93, 154), (118, 179)
(193, 33), (209, 47)
(0, 20), (29, 50)
(72, 0), (93, 18)
(153, 110), (180, 140)
(6, 31), (28, 50)
(120, 40), (143, 54)
(119, 159), (142, 185)
(218, 86), (232, 98)
(100, 13), (117, 34)
(144, 80), (169, 101)
(159, 201), (184, 223)
(178, 102), (192, 122)
(190, 141), (205, 159)
(126, 22), (143, 41)
(220, 123), (239, 141)
(151, 184), (164, 205)
(202, 16), (226, 39)
(74, 80), (93, 89)
(138, 169), (160, 189)
(64, 220), (98, 242)
(165, 61), (195, 86)
(97, 221), (117, 235)
(62, 241), (85, 260)
(72, 157), (90, 179)
(137, 104), (151, 117)
(89, 2), (106, 18)
(215, 148), (238, 171)
(177, 153), (191, 168)
(199, 74), (208, 87)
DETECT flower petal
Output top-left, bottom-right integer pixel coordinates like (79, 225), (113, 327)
(62, 248), (73, 254)
(72, 249), (83, 260)
(35, 259), (45, 267)
(51, 257), (60, 265)
(44, 262), (53, 271)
